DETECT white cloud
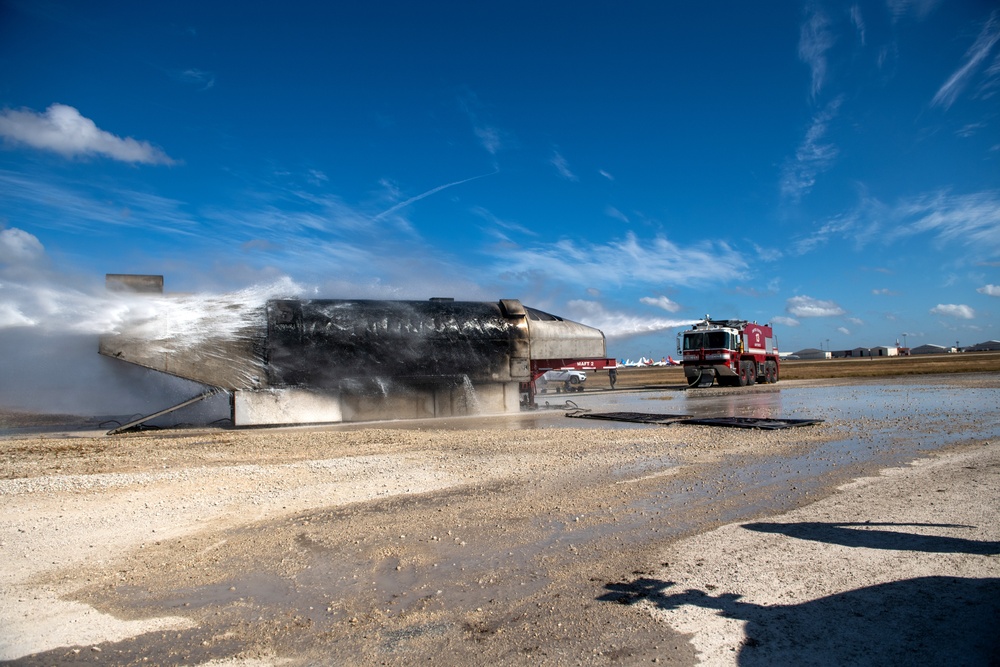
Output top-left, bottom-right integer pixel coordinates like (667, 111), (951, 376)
(471, 206), (537, 237)
(887, 0), (939, 22)
(459, 91), (504, 155)
(798, 6), (835, 99)
(781, 97), (843, 202)
(640, 295), (681, 313)
(0, 170), (198, 234)
(957, 122), (987, 137)
(497, 232), (746, 290)
(604, 206), (629, 224)
(850, 5), (866, 46)
(847, 317), (864, 325)
(474, 125), (501, 155)
(792, 210), (856, 254)
(786, 295), (846, 317)
(174, 68), (216, 90)
(837, 326), (851, 335)
(771, 316), (800, 327)
(0, 104), (176, 164)
(888, 190), (1000, 253)
(803, 189), (1000, 257)
(0, 228), (44, 266)
(872, 288), (896, 295)
(307, 169), (328, 185)
(599, 169), (614, 181)
(978, 284), (1000, 296)
(931, 303), (975, 319)
(551, 152), (577, 181)
(931, 11), (1000, 110)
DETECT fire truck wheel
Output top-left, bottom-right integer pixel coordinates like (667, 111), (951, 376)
(747, 362), (756, 385)
(738, 363), (749, 386)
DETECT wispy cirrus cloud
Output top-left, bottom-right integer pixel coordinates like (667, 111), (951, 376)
(849, 5), (866, 46)
(931, 10), (1000, 110)
(886, 189), (1000, 253)
(0, 170), (197, 235)
(781, 97), (843, 202)
(172, 68), (216, 90)
(0, 104), (176, 165)
(886, 0), (940, 22)
(799, 5), (835, 100)
(496, 232), (746, 291)
(604, 206), (629, 224)
(474, 125), (501, 155)
(793, 189), (1000, 256)
(550, 151), (577, 181)
(792, 210), (857, 254)
(459, 90), (506, 155)
(470, 206), (537, 238)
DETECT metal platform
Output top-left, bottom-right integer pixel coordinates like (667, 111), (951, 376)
(566, 411), (822, 429)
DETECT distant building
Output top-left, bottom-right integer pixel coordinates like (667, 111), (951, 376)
(965, 340), (1000, 352)
(835, 347), (897, 357)
(910, 344), (953, 355)
(793, 348), (830, 360)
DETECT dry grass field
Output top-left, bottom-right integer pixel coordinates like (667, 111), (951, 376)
(609, 351), (1000, 388)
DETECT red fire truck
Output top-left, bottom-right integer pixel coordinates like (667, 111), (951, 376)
(678, 316), (780, 388)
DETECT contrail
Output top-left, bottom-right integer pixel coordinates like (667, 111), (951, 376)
(373, 169), (498, 222)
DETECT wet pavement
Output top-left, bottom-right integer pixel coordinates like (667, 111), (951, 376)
(6, 375), (1000, 665)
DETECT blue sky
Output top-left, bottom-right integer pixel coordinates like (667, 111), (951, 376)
(1, 0), (998, 362)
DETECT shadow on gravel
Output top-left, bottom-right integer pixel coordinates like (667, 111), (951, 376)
(742, 521), (1000, 555)
(599, 575), (1000, 666)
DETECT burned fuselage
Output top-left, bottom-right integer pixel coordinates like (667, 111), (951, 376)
(99, 278), (606, 426)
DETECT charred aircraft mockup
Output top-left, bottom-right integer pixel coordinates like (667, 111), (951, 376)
(99, 275), (608, 426)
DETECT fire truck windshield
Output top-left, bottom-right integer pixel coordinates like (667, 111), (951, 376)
(683, 331), (732, 350)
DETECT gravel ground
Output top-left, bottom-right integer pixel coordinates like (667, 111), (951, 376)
(0, 375), (998, 666)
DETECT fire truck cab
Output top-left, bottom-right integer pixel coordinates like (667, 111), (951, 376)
(678, 316), (780, 388)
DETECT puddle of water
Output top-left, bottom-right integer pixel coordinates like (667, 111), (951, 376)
(98, 379), (1000, 654)
(563, 383), (998, 427)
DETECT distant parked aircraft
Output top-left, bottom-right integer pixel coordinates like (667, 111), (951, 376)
(620, 356), (679, 367)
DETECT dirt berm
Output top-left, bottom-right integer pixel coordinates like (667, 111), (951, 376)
(1, 373), (997, 665)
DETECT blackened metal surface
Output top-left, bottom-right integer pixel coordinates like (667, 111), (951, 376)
(566, 411), (694, 424)
(265, 299), (526, 387)
(679, 417), (824, 429)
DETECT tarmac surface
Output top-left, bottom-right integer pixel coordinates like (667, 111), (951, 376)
(0, 373), (998, 665)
